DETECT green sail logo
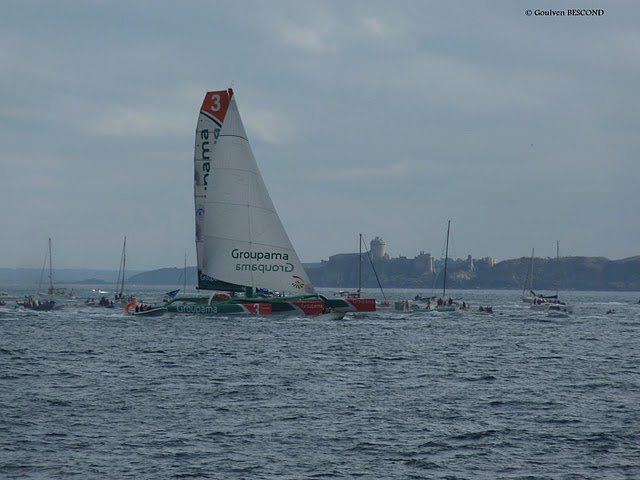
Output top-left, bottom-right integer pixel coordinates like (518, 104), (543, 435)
(231, 249), (294, 273)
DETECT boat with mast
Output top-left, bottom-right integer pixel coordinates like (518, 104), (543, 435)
(522, 248), (536, 303)
(39, 238), (74, 299)
(114, 236), (129, 303)
(522, 248), (558, 306)
(531, 241), (573, 315)
(432, 220), (458, 312)
(333, 234), (385, 310)
(156, 88), (372, 316)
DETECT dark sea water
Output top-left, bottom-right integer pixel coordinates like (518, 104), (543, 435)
(1, 286), (639, 479)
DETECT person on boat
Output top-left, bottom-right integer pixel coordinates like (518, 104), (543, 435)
(448, 297), (453, 306)
(425, 300), (431, 311)
(462, 301), (467, 310)
(437, 298), (443, 307)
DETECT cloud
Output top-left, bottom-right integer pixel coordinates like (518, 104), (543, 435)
(358, 16), (391, 37)
(243, 108), (294, 145)
(94, 105), (191, 137)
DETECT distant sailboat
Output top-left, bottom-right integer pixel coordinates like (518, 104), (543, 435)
(39, 238), (74, 299)
(522, 248), (558, 306)
(546, 241), (573, 315)
(114, 236), (128, 303)
(433, 220), (458, 312)
(529, 241), (573, 314)
(333, 234), (383, 311)
(399, 220), (464, 313)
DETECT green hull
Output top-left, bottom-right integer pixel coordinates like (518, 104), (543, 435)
(156, 294), (373, 316)
(162, 293), (325, 316)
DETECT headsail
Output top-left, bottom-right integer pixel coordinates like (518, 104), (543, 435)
(201, 92), (315, 294)
(194, 89), (241, 290)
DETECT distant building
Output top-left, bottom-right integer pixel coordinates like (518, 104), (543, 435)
(475, 257), (497, 269)
(370, 237), (388, 260)
(415, 251), (434, 274)
(309, 235), (497, 288)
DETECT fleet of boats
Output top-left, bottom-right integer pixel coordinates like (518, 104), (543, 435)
(394, 220), (469, 313)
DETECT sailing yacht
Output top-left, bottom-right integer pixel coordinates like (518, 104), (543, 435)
(530, 241), (573, 314)
(114, 236), (129, 303)
(397, 221), (464, 313)
(155, 88), (373, 316)
(432, 220), (459, 312)
(333, 234), (386, 310)
(39, 238), (75, 299)
(522, 248), (559, 307)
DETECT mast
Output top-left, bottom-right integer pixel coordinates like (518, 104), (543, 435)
(362, 234), (387, 303)
(556, 240), (560, 297)
(523, 248), (534, 297)
(442, 220), (450, 297)
(358, 233), (363, 296)
(39, 248), (47, 291)
(48, 237), (53, 294)
(116, 236), (126, 298)
(120, 236), (127, 295)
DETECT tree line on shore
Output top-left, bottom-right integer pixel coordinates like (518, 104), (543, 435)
(307, 255), (640, 291)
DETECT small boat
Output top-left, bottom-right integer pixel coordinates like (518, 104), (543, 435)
(20, 298), (56, 311)
(477, 306), (494, 314)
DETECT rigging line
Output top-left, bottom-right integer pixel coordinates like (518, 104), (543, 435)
(360, 234), (387, 302)
(39, 243), (48, 289)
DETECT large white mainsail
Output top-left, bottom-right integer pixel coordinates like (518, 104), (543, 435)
(202, 91), (315, 294)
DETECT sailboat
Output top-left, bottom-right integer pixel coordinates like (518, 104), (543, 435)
(114, 236), (129, 303)
(39, 238), (74, 299)
(333, 234), (384, 311)
(528, 242), (572, 314)
(543, 241), (573, 315)
(432, 220), (458, 312)
(398, 221), (463, 313)
(522, 248), (558, 306)
(159, 88), (371, 316)
(522, 248), (538, 303)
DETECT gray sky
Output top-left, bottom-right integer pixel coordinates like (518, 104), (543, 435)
(1, 1), (638, 270)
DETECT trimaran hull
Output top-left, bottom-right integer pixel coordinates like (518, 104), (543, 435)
(163, 294), (375, 316)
